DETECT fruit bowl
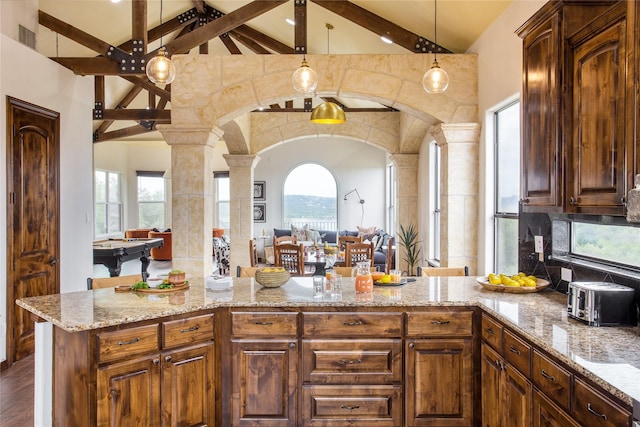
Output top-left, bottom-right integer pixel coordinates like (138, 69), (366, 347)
(476, 277), (551, 293)
(255, 268), (290, 288)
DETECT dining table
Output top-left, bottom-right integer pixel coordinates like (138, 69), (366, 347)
(303, 248), (343, 276)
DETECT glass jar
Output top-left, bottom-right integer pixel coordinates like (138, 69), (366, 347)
(354, 260), (373, 293)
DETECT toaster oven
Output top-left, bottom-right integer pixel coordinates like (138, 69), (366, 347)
(567, 282), (637, 326)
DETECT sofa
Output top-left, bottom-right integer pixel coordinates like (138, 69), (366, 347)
(272, 227), (395, 272)
(124, 228), (172, 260)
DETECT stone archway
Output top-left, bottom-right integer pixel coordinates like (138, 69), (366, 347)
(159, 53), (479, 276)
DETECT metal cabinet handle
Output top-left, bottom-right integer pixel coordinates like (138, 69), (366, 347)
(408, 342), (415, 349)
(541, 369), (556, 382)
(509, 345), (521, 355)
(587, 403), (608, 420)
(569, 197), (577, 205)
(340, 359), (362, 365)
(431, 320), (450, 325)
(254, 321), (273, 325)
(153, 358), (160, 366)
(341, 405), (360, 411)
(180, 325), (199, 333)
(621, 196), (627, 206)
(485, 327), (495, 335)
(520, 198), (530, 204)
(289, 342), (295, 349)
(343, 321), (363, 326)
(49, 256), (58, 266)
(118, 337), (140, 346)
(165, 356), (172, 362)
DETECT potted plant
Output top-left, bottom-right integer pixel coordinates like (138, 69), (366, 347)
(398, 224), (422, 276)
(168, 269), (186, 285)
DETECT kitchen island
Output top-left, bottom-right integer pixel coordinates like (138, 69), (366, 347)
(17, 276), (640, 426)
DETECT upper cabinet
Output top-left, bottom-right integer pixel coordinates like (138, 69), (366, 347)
(518, 1), (637, 216)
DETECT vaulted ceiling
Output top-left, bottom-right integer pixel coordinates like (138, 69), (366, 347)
(37, 0), (511, 142)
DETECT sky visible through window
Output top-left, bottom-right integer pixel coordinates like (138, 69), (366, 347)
(284, 164), (336, 197)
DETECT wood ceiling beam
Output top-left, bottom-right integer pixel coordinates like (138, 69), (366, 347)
(117, 9), (199, 53)
(220, 33), (242, 54)
(232, 25), (294, 54)
(132, 0), (147, 47)
(230, 31), (272, 54)
(94, 124), (155, 143)
(101, 109), (171, 121)
(161, 1), (288, 58)
(120, 76), (171, 101)
(309, 0), (452, 54)
(50, 57), (120, 75)
(192, 0), (206, 14)
(294, 0), (307, 54)
(95, 85), (145, 134)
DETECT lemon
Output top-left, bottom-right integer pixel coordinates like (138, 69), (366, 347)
(380, 275), (391, 284)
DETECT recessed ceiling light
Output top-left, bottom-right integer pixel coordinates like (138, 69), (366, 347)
(380, 36), (393, 44)
(111, 0), (122, 3)
(285, 18), (295, 26)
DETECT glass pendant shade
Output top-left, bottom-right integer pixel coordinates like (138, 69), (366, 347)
(292, 59), (318, 94)
(146, 47), (176, 85)
(310, 102), (346, 124)
(422, 60), (449, 94)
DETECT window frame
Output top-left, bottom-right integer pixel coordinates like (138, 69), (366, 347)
(94, 169), (123, 239)
(214, 171), (230, 230)
(136, 171), (166, 229)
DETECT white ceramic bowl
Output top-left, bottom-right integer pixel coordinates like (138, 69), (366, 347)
(147, 278), (163, 288)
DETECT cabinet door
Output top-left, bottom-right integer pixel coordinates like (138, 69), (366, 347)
(232, 339), (298, 427)
(533, 390), (580, 427)
(97, 356), (161, 427)
(481, 344), (503, 427)
(406, 338), (474, 426)
(503, 363), (532, 427)
(161, 343), (215, 427)
(568, 10), (628, 213)
(520, 10), (562, 211)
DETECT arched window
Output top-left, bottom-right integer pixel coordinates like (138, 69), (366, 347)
(283, 163), (337, 231)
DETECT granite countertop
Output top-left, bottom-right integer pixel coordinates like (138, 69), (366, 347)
(16, 275), (640, 410)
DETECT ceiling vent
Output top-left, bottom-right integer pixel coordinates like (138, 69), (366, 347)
(19, 25), (36, 50)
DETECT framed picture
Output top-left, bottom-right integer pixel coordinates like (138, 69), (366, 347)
(253, 203), (266, 223)
(253, 181), (266, 201)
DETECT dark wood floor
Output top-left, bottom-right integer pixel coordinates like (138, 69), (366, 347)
(0, 354), (34, 426)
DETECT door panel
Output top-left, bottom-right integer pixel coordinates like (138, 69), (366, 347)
(6, 97), (60, 363)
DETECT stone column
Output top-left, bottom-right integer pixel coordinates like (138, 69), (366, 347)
(223, 154), (261, 273)
(431, 123), (480, 275)
(389, 153), (419, 275)
(157, 124), (221, 277)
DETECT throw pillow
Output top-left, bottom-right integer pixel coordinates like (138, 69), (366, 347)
(371, 234), (384, 252)
(307, 229), (321, 243)
(357, 225), (377, 235)
(291, 224), (308, 240)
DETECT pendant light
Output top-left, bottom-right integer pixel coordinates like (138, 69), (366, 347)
(292, 56), (318, 94)
(310, 23), (346, 124)
(146, 0), (176, 85)
(422, 0), (449, 94)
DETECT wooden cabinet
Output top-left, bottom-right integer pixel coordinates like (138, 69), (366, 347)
(301, 312), (403, 426)
(481, 342), (532, 427)
(572, 378), (632, 427)
(405, 310), (475, 427)
(231, 311), (298, 427)
(518, 1), (636, 215)
(566, 2), (629, 214)
(532, 390), (579, 427)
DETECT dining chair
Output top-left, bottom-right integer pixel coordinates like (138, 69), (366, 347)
(384, 237), (395, 274)
(274, 243), (305, 276)
(274, 235), (298, 245)
(344, 242), (374, 267)
(236, 266), (260, 277)
(337, 235), (362, 251)
(249, 238), (258, 267)
(417, 266), (469, 277)
(332, 266), (376, 277)
(87, 274), (142, 290)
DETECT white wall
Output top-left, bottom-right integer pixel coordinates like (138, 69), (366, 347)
(0, 34), (94, 362)
(467, 0), (547, 275)
(254, 137), (387, 237)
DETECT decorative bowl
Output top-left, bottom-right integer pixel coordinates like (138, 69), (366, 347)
(476, 277), (551, 293)
(255, 269), (290, 288)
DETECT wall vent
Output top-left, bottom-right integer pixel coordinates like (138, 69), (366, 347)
(19, 25), (36, 50)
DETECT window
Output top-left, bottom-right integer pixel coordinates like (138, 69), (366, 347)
(137, 171), (166, 228)
(215, 172), (230, 229)
(283, 163), (337, 230)
(572, 222), (640, 268)
(431, 142), (441, 263)
(494, 101), (520, 273)
(386, 163), (396, 236)
(95, 170), (122, 237)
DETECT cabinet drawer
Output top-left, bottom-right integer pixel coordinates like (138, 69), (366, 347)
(481, 314), (503, 351)
(231, 311), (297, 336)
(302, 385), (401, 426)
(162, 313), (214, 348)
(302, 339), (402, 384)
(572, 378), (631, 427)
(96, 324), (159, 363)
(532, 350), (571, 410)
(406, 310), (473, 337)
(503, 329), (531, 376)
(303, 312), (402, 337)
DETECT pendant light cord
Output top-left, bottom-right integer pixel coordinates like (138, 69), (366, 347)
(433, 0), (438, 61)
(159, 0), (164, 47)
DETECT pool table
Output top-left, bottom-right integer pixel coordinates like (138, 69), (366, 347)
(93, 237), (164, 280)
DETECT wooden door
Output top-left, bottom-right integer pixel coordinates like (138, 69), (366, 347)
(405, 338), (474, 426)
(6, 97), (60, 364)
(503, 363), (532, 427)
(568, 7), (627, 214)
(532, 390), (580, 427)
(97, 356), (161, 427)
(480, 343), (503, 427)
(161, 343), (215, 427)
(231, 339), (298, 427)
